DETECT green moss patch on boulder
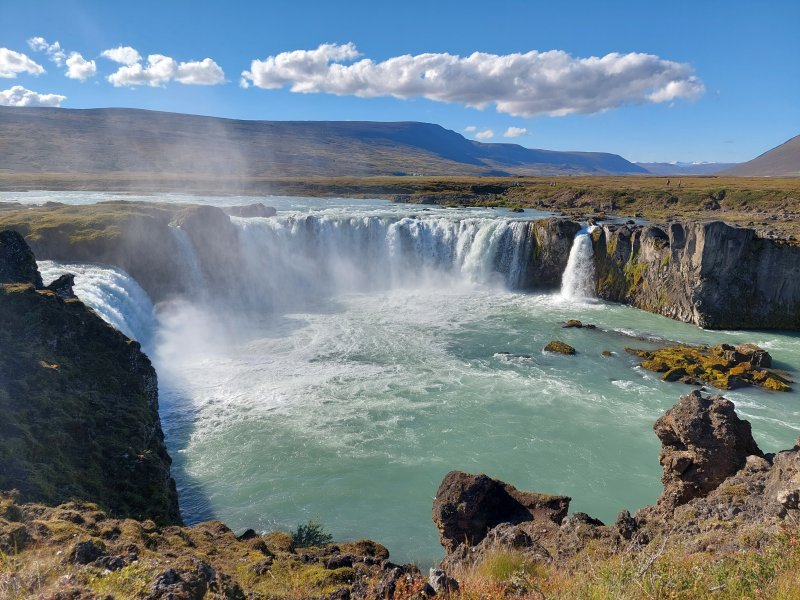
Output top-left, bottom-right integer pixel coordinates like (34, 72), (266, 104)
(544, 340), (577, 355)
(626, 343), (791, 392)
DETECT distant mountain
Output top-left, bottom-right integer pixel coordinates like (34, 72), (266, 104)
(0, 106), (646, 177)
(636, 162), (737, 176)
(722, 135), (800, 177)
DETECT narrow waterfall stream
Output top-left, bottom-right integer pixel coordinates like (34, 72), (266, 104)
(561, 227), (597, 300)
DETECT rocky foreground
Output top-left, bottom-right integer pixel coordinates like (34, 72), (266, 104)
(2, 391), (800, 599)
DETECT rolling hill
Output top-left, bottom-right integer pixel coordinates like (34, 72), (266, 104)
(0, 106), (647, 177)
(722, 135), (800, 177)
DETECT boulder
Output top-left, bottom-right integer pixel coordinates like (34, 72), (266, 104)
(654, 391), (763, 508)
(544, 340), (576, 355)
(45, 273), (77, 299)
(0, 229), (43, 287)
(764, 443), (800, 513)
(735, 343), (772, 368)
(432, 471), (570, 552)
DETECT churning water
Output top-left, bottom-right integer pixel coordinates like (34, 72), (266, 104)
(24, 192), (800, 566)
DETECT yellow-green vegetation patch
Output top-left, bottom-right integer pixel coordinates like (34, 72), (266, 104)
(626, 343), (792, 391)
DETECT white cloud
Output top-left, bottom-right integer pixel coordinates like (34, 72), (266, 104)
(105, 50), (225, 87)
(65, 52), (97, 81)
(102, 46), (142, 66)
(27, 37), (65, 66)
(174, 58), (225, 85)
(0, 48), (45, 78)
(463, 125), (477, 133)
(0, 85), (65, 107)
(475, 129), (494, 140)
(28, 38), (97, 81)
(241, 43), (705, 117)
(503, 126), (527, 138)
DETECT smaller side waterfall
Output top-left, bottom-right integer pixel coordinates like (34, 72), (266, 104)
(561, 227), (597, 300)
(38, 260), (158, 347)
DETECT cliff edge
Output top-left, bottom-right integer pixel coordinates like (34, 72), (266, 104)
(0, 230), (180, 525)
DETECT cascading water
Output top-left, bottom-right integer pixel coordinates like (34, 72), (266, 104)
(560, 226), (597, 300)
(38, 260), (158, 348)
(233, 215), (535, 309)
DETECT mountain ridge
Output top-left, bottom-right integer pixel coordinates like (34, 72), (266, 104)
(0, 106), (647, 177)
(721, 134), (800, 176)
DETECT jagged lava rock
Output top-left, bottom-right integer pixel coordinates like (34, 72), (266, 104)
(45, 272), (76, 299)
(654, 390), (763, 508)
(0, 229), (43, 287)
(432, 471), (570, 552)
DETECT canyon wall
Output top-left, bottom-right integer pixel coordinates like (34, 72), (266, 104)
(591, 220), (800, 329)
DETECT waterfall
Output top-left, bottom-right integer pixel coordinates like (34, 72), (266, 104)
(560, 227), (597, 300)
(233, 215), (535, 309)
(169, 223), (206, 295)
(38, 260), (158, 347)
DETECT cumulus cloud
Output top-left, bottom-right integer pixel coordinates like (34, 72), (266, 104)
(101, 46), (142, 66)
(0, 85), (65, 107)
(463, 125), (477, 133)
(0, 48), (45, 78)
(27, 37), (65, 65)
(503, 126), (527, 138)
(65, 52), (97, 81)
(28, 37), (97, 81)
(104, 49), (225, 87)
(241, 43), (705, 117)
(475, 129), (494, 140)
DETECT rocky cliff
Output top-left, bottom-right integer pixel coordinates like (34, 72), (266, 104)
(0, 230), (180, 525)
(591, 220), (800, 329)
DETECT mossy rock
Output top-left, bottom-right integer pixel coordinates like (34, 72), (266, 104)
(544, 340), (576, 355)
(563, 319), (583, 328)
(630, 343), (791, 392)
(263, 531), (295, 554)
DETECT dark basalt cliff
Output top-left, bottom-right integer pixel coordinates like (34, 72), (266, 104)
(591, 220), (800, 329)
(0, 230), (180, 525)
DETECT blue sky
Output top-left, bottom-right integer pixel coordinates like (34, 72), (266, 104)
(1, 0), (798, 163)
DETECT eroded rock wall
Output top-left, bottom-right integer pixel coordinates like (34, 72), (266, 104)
(592, 220), (800, 329)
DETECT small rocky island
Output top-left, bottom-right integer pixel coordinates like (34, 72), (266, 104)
(2, 228), (800, 599)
